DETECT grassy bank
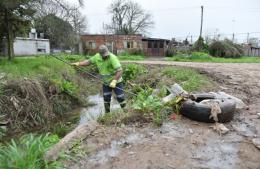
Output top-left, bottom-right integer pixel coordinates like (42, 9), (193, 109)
(166, 52), (260, 63)
(0, 56), (99, 140)
(98, 64), (214, 126)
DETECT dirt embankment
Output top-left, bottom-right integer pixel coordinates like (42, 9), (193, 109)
(65, 61), (260, 169)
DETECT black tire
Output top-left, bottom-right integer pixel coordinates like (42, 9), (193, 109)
(180, 99), (236, 123)
(189, 93), (215, 102)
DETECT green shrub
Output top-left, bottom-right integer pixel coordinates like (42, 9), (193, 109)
(123, 64), (147, 82)
(0, 134), (60, 169)
(190, 52), (212, 60)
(209, 39), (244, 58)
(61, 81), (78, 96)
(132, 88), (165, 126)
(193, 37), (209, 52)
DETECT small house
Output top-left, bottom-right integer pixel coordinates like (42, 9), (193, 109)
(80, 34), (169, 57)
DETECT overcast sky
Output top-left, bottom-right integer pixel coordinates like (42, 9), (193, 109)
(71, 0), (260, 42)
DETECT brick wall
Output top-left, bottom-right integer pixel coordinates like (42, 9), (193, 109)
(81, 34), (143, 55)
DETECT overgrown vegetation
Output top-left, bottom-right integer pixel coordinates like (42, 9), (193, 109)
(209, 39), (244, 58)
(193, 36), (209, 52)
(0, 134), (60, 169)
(0, 56), (99, 139)
(166, 52), (260, 63)
(98, 64), (213, 126)
(131, 88), (166, 126)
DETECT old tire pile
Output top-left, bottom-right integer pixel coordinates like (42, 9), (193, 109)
(180, 93), (236, 123)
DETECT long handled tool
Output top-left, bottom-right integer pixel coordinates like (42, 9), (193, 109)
(50, 54), (138, 96)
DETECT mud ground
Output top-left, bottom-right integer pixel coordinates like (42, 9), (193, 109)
(66, 61), (260, 169)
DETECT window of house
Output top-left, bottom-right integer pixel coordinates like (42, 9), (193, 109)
(154, 41), (158, 48)
(160, 42), (164, 48)
(37, 49), (46, 53)
(89, 42), (96, 49)
(127, 41), (133, 48)
(148, 41), (152, 48)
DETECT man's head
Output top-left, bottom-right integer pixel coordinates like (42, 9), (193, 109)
(99, 45), (110, 59)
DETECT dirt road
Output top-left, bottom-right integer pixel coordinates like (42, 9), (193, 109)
(68, 61), (260, 169)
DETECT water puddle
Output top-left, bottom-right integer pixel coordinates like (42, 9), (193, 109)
(78, 94), (121, 125)
(88, 133), (144, 165)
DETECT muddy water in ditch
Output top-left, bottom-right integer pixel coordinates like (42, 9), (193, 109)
(77, 94), (121, 124)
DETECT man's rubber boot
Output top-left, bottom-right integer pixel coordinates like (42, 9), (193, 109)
(120, 102), (126, 112)
(104, 102), (110, 113)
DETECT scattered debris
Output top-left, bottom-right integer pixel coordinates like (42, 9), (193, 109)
(170, 114), (177, 120)
(257, 113), (260, 118)
(189, 129), (194, 134)
(200, 99), (221, 122)
(213, 123), (229, 135)
(162, 83), (187, 103)
(210, 92), (246, 109)
(252, 138), (260, 150)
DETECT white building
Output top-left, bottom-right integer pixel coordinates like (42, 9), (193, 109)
(13, 29), (50, 56)
(13, 37), (50, 56)
(0, 28), (50, 56)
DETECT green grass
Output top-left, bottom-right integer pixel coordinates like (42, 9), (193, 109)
(118, 55), (145, 60)
(0, 134), (60, 169)
(0, 56), (76, 78)
(166, 53), (260, 63)
(161, 67), (212, 92)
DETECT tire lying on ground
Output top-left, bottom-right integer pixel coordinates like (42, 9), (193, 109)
(180, 99), (236, 123)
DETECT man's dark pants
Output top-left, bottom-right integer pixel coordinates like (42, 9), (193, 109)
(103, 82), (126, 113)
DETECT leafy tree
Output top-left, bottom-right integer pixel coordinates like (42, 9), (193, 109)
(34, 0), (87, 51)
(0, 0), (36, 60)
(35, 14), (75, 50)
(193, 36), (209, 52)
(105, 0), (154, 35)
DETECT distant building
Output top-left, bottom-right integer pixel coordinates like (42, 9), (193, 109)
(80, 34), (169, 57)
(1, 28), (50, 56)
(244, 44), (260, 57)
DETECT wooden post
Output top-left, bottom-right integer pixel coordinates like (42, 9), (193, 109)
(200, 6), (204, 38)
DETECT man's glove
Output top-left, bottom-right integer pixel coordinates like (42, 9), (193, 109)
(71, 62), (80, 66)
(109, 80), (117, 88)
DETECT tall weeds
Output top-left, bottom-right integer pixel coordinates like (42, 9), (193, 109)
(0, 134), (60, 169)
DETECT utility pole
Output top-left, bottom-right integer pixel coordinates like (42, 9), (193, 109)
(200, 6), (204, 38)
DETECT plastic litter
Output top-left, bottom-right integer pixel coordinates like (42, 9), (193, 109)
(213, 123), (229, 135)
(209, 92), (246, 109)
(162, 83), (187, 103)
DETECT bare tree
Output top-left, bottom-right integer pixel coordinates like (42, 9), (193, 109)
(105, 0), (154, 35)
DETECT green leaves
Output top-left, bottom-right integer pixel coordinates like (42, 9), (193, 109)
(123, 64), (147, 82)
(0, 134), (60, 169)
(132, 88), (164, 126)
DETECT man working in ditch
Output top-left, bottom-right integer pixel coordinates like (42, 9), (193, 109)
(71, 45), (126, 113)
